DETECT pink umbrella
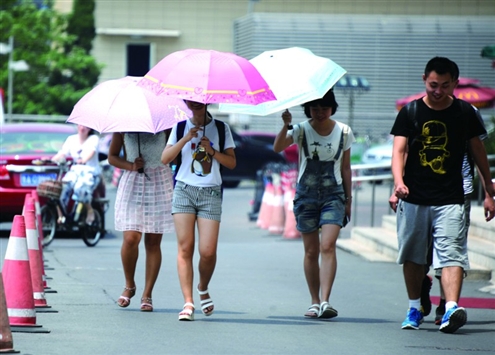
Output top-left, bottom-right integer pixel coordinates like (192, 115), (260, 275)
(67, 76), (191, 133)
(396, 77), (495, 111)
(138, 48), (276, 105)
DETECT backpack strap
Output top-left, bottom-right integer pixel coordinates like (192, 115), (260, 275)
(214, 119), (225, 153)
(174, 120), (187, 174)
(405, 100), (419, 148)
(214, 119), (225, 173)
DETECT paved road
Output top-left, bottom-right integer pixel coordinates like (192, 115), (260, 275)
(1, 184), (494, 355)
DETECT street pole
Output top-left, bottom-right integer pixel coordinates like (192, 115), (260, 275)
(348, 90), (355, 129)
(7, 36), (13, 121)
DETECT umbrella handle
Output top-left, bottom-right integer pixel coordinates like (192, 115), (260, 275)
(138, 132), (149, 179)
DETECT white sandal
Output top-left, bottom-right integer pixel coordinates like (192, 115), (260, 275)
(178, 302), (195, 321)
(319, 301), (338, 319)
(304, 304), (320, 318)
(197, 287), (214, 316)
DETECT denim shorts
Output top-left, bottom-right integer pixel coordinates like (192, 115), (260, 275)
(172, 181), (222, 221)
(293, 185), (345, 233)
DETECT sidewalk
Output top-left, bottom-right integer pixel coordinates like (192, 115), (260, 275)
(2, 186), (495, 355)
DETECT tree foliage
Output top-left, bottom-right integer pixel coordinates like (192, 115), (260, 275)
(0, 1), (102, 116)
(66, 0), (95, 54)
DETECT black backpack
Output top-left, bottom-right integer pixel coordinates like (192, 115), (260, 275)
(174, 119), (226, 179)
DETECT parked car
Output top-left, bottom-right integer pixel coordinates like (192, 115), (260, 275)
(222, 129), (288, 188)
(0, 123), (106, 223)
(239, 131), (299, 165)
(361, 139), (393, 180)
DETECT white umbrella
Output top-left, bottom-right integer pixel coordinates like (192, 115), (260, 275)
(218, 47), (346, 116)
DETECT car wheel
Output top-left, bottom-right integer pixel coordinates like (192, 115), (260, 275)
(222, 180), (240, 188)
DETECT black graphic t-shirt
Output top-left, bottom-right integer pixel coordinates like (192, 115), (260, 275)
(390, 98), (486, 206)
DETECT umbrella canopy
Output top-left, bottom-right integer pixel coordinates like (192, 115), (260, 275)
(67, 76), (191, 134)
(395, 77), (495, 110)
(138, 48), (276, 105)
(218, 47), (347, 116)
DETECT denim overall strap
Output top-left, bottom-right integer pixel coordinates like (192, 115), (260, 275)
(333, 130), (345, 162)
(300, 125), (310, 159)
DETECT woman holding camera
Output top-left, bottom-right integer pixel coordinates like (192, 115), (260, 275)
(161, 100), (236, 321)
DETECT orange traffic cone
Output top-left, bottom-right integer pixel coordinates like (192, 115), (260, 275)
(23, 196), (51, 311)
(283, 185), (301, 239)
(268, 172), (285, 235)
(280, 168), (300, 239)
(256, 180), (274, 230)
(2, 215), (49, 333)
(0, 272), (19, 354)
(112, 167), (122, 187)
(30, 191), (56, 294)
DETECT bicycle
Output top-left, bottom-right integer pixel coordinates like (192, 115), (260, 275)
(33, 159), (109, 247)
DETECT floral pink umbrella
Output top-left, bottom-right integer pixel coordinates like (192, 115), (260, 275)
(138, 48), (276, 106)
(67, 76), (191, 134)
(396, 77), (495, 110)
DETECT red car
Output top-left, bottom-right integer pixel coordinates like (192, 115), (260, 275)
(0, 123), (77, 222)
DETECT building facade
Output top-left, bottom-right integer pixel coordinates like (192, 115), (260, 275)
(63, 0), (495, 135)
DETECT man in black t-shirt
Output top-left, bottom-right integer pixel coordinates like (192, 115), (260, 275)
(390, 57), (495, 333)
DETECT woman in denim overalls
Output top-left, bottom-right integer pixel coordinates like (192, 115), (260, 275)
(274, 89), (355, 319)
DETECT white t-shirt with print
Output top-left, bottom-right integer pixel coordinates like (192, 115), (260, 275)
(289, 120), (355, 184)
(167, 118), (235, 187)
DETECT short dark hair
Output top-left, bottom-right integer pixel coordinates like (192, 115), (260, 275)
(424, 57), (459, 80)
(301, 89), (339, 118)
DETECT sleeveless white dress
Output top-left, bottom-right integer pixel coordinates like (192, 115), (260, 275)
(114, 132), (174, 233)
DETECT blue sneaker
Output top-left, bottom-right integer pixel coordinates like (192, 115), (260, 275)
(401, 307), (424, 329)
(439, 306), (467, 333)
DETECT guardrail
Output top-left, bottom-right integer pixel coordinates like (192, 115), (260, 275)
(352, 154), (495, 227)
(351, 162), (393, 227)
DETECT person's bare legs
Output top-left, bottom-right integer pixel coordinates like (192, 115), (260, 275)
(403, 261), (424, 300)
(440, 266), (463, 303)
(118, 230), (142, 306)
(141, 233), (163, 309)
(174, 213), (196, 313)
(319, 224), (340, 302)
(302, 230), (321, 306)
(85, 202), (95, 224)
(196, 217), (220, 314)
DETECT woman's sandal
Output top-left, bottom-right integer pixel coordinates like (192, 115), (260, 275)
(140, 297), (153, 312)
(178, 302), (195, 321)
(117, 286), (136, 308)
(304, 304), (320, 318)
(197, 287), (214, 316)
(319, 301), (338, 319)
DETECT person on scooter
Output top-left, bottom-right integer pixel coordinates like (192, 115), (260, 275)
(51, 124), (101, 224)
